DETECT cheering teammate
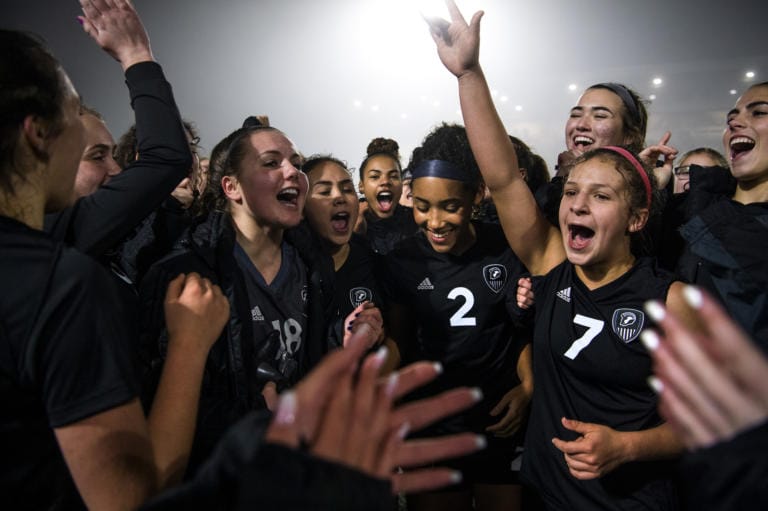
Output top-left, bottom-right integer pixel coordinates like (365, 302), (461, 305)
(425, 2), (690, 509)
(382, 124), (532, 511)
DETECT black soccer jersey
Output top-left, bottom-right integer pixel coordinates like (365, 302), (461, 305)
(522, 258), (679, 510)
(330, 235), (385, 346)
(383, 222), (528, 430)
(234, 242), (308, 386)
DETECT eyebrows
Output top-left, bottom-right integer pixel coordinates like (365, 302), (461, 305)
(728, 100), (768, 118)
(570, 105), (615, 115)
(311, 178), (354, 188)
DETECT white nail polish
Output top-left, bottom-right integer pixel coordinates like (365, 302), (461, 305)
(640, 330), (660, 352)
(432, 362), (443, 375)
(275, 392), (297, 425)
(450, 471), (463, 484)
(397, 422), (410, 439)
(644, 300), (666, 322)
(373, 345), (388, 367)
(470, 387), (483, 402)
(385, 372), (399, 397)
(475, 435), (488, 449)
(647, 376), (664, 393)
(683, 285), (703, 310)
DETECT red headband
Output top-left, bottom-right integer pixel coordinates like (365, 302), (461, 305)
(603, 146), (652, 209)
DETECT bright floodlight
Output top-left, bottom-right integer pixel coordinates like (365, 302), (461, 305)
(652, 77), (663, 86)
(746, 71), (756, 79)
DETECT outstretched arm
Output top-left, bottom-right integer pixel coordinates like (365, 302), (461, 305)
(46, 0), (191, 256)
(425, 0), (563, 275)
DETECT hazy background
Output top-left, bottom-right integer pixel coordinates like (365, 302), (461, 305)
(5, 0), (768, 177)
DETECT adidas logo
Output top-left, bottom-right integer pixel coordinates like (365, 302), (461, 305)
(556, 287), (571, 303)
(251, 306), (264, 321)
(417, 277), (434, 291)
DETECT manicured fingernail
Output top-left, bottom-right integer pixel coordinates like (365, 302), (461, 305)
(76, 17), (83, 25)
(373, 345), (388, 368)
(397, 422), (410, 439)
(275, 392), (297, 425)
(644, 300), (666, 322)
(470, 387), (483, 402)
(640, 330), (660, 352)
(347, 322), (353, 331)
(683, 285), (703, 310)
(647, 376), (664, 393)
(385, 372), (399, 397)
(432, 362), (443, 375)
(449, 471), (463, 484)
(475, 435), (487, 449)
(354, 312), (360, 318)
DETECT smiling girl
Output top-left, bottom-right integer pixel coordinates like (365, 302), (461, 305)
(426, 2), (689, 509)
(382, 124), (532, 511)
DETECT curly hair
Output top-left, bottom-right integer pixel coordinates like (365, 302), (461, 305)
(114, 120), (199, 170)
(407, 123), (482, 195)
(358, 137), (402, 181)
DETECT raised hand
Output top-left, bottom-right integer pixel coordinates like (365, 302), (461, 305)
(642, 286), (768, 449)
(639, 131), (678, 189)
(266, 326), (485, 494)
(77, 0), (154, 70)
(424, 0), (484, 78)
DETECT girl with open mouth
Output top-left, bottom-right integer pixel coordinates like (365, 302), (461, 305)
(426, 2), (692, 509)
(355, 137), (419, 254)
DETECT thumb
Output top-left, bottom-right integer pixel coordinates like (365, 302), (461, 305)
(469, 10), (484, 34)
(561, 417), (589, 434)
(265, 391), (300, 448)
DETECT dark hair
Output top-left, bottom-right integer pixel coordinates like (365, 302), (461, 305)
(196, 125), (281, 216)
(114, 120), (199, 170)
(0, 30), (69, 195)
(303, 154), (349, 176)
(509, 135), (550, 194)
(407, 123), (482, 195)
(571, 146), (659, 256)
(678, 147), (728, 169)
(80, 104), (104, 121)
(587, 83), (648, 153)
(358, 137), (402, 181)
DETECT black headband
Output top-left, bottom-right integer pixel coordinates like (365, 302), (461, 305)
(592, 82), (641, 125)
(410, 159), (470, 183)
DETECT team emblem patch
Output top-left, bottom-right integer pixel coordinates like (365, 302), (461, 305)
(611, 308), (645, 343)
(482, 264), (507, 293)
(350, 287), (373, 308)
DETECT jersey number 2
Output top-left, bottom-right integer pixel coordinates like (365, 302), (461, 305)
(448, 287), (477, 327)
(563, 314), (604, 360)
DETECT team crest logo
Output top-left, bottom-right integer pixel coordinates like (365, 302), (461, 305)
(301, 286), (308, 302)
(482, 264), (507, 293)
(611, 308), (645, 343)
(350, 287), (373, 308)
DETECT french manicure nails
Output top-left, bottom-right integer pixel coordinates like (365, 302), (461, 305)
(397, 422), (410, 439)
(647, 376), (664, 393)
(432, 362), (443, 375)
(275, 392), (297, 425)
(640, 330), (660, 351)
(644, 300), (666, 323)
(683, 285), (703, 310)
(475, 435), (488, 449)
(470, 387), (483, 402)
(450, 471), (463, 484)
(385, 372), (399, 397)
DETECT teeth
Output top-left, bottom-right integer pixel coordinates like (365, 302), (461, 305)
(378, 192), (393, 199)
(574, 136), (594, 144)
(730, 136), (755, 148)
(279, 188), (298, 197)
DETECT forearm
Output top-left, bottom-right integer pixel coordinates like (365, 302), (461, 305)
(621, 422), (685, 463)
(516, 343), (533, 395)
(147, 344), (209, 487)
(62, 62), (191, 256)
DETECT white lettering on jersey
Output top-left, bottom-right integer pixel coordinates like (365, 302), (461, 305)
(271, 318), (303, 355)
(563, 314), (605, 360)
(448, 287), (477, 327)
